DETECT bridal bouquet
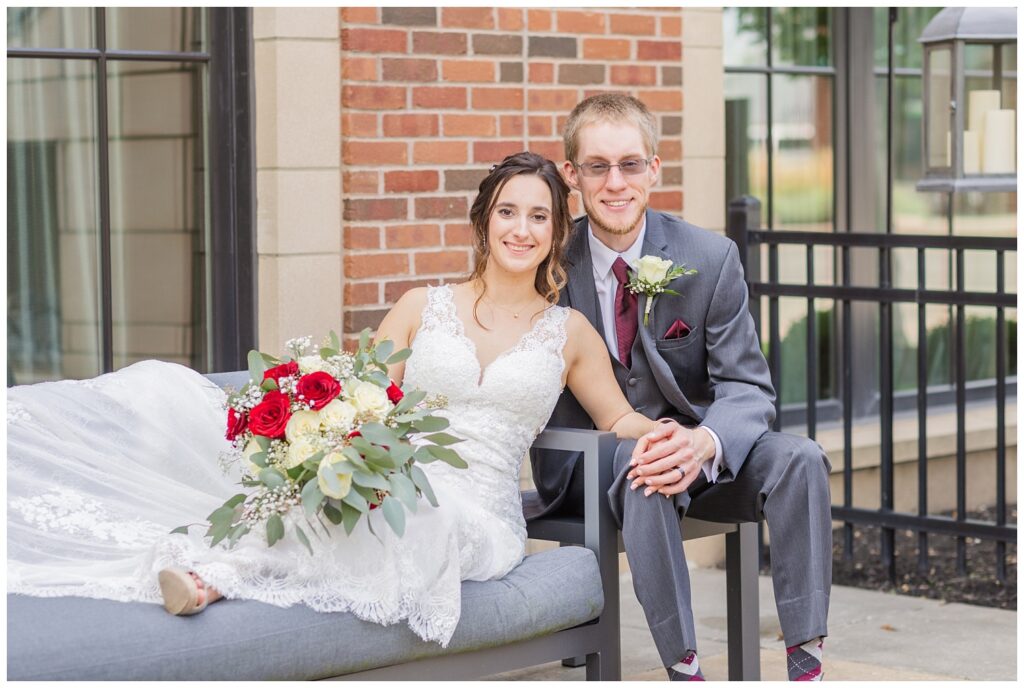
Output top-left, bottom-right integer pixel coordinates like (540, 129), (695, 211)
(175, 330), (464, 552)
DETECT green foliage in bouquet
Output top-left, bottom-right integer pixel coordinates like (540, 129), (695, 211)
(173, 329), (465, 552)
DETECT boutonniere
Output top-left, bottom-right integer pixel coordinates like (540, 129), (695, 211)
(627, 255), (697, 326)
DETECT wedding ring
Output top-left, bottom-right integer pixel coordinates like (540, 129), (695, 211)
(676, 467), (686, 481)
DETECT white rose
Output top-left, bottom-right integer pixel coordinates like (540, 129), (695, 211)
(349, 380), (391, 417)
(285, 410), (321, 443)
(317, 452), (352, 499)
(319, 398), (357, 432)
(298, 355), (326, 374)
(634, 255), (673, 284)
(284, 436), (319, 469)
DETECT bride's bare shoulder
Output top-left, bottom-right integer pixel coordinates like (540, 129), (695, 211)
(563, 308), (605, 358)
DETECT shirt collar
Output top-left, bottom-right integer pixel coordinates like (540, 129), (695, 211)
(587, 216), (648, 280)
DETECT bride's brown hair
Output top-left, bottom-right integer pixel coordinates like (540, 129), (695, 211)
(467, 151), (572, 326)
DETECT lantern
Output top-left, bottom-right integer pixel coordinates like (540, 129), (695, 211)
(917, 7), (1017, 192)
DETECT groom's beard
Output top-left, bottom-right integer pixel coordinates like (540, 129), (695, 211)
(582, 196), (647, 237)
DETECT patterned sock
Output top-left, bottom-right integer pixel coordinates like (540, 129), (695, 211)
(787, 637), (824, 681)
(667, 651), (705, 681)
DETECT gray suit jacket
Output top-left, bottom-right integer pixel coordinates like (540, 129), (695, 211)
(530, 209), (776, 516)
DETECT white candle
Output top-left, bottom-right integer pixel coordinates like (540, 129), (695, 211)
(982, 109), (1015, 174)
(962, 130), (981, 174)
(968, 90), (1001, 143)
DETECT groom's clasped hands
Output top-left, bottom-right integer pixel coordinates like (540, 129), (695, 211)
(627, 420), (716, 497)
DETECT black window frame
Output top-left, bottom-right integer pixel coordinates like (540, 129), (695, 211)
(6, 7), (256, 376)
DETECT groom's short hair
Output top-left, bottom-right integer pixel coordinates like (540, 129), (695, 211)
(563, 93), (659, 164)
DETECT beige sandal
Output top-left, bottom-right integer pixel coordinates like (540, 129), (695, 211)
(158, 567), (212, 615)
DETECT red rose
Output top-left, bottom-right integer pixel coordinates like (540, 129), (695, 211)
(386, 382), (404, 404)
(295, 371), (341, 411)
(247, 390), (292, 439)
(263, 361), (299, 384)
(225, 407), (247, 441)
(347, 430), (361, 439)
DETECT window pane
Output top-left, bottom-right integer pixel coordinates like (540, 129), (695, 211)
(6, 7), (93, 49)
(771, 7), (832, 67)
(875, 75), (949, 235)
(724, 73), (768, 207)
(7, 58), (101, 383)
(105, 8), (205, 53)
(874, 7), (942, 70)
(771, 75), (834, 231)
(723, 8), (767, 67)
(925, 46), (952, 170)
(107, 60), (209, 371)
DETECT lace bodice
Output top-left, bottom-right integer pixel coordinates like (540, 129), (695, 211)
(403, 285), (569, 539)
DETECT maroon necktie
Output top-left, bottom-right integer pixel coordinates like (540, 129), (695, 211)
(611, 257), (638, 368)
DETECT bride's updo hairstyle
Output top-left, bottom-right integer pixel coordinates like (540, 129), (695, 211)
(467, 151), (572, 322)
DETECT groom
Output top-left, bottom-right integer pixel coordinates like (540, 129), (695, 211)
(530, 94), (832, 681)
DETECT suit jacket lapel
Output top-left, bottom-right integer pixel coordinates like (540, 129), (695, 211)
(564, 217), (604, 336)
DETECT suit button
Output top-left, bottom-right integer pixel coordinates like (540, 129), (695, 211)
(627, 377), (638, 387)
(717, 465), (723, 473)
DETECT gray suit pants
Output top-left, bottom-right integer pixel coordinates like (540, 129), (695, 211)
(606, 431), (832, 667)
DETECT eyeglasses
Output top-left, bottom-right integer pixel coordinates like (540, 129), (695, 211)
(574, 158), (653, 178)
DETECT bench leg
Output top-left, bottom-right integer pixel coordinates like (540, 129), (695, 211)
(726, 522), (761, 680)
(562, 656), (586, 668)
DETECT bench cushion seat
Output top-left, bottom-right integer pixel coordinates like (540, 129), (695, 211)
(7, 545), (602, 680)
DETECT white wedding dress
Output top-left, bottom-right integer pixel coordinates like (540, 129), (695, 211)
(6, 285), (569, 646)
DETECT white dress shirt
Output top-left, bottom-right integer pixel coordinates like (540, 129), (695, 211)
(586, 221), (725, 483)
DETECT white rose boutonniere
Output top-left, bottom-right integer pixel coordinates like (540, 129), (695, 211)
(628, 255), (697, 325)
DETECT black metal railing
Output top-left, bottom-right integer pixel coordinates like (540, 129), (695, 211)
(727, 195), (1017, 582)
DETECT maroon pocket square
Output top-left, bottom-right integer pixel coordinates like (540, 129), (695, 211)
(664, 319), (691, 339)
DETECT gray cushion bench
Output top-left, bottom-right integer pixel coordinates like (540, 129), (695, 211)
(6, 371), (760, 681)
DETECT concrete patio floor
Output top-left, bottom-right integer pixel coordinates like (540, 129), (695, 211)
(489, 566), (1017, 681)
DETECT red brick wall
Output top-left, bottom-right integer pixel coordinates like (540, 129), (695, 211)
(339, 7), (685, 343)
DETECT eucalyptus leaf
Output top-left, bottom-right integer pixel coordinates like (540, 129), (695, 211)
(266, 514), (284, 547)
(339, 502), (361, 535)
(259, 467), (286, 489)
(170, 525), (190, 535)
(319, 347), (338, 359)
(413, 445), (439, 464)
(301, 479), (325, 518)
(391, 411), (424, 423)
(388, 473), (418, 512)
(224, 493), (247, 509)
(380, 497), (406, 537)
(351, 470), (389, 490)
(365, 452), (396, 470)
(323, 502), (344, 525)
(662, 288), (680, 296)
(412, 416), (449, 433)
(286, 464), (305, 480)
(375, 339), (394, 363)
(359, 422), (399, 447)
(206, 504), (236, 524)
(329, 330), (341, 351)
(228, 523), (250, 548)
(350, 436), (387, 460)
(392, 389), (426, 415)
(358, 328), (370, 351)
(386, 348), (412, 365)
(250, 451), (267, 468)
(365, 370), (390, 388)
(295, 525), (314, 555)
(388, 443), (414, 463)
(260, 352), (279, 366)
(427, 444), (468, 469)
(247, 349), (267, 384)
(342, 446), (369, 471)
(261, 377), (278, 392)
(410, 465), (438, 507)
(254, 436), (271, 452)
(342, 487), (369, 513)
(423, 432), (462, 447)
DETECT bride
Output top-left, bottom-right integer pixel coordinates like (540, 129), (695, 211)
(6, 152), (661, 646)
